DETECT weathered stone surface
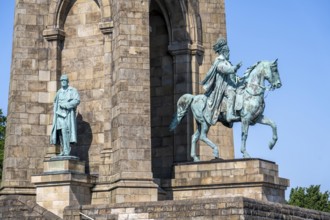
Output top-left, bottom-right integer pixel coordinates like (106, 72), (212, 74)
(162, 159), (289, 203)
(0, 195), (61, 220)
(32, 158), (96, 218)
(3, 0), (237, 217)
(64, 197), (330, 220)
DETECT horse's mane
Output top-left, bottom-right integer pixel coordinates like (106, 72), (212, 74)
(241, 61), (261, 80)
(239, 61), (261, 84)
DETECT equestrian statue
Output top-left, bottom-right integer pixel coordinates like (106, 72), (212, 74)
(170, 37), (282, 162)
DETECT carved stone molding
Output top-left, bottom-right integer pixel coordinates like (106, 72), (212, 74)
(98, 21), (114, 35)
(168, 42), (204, 56)
(43, 28), (65, 41)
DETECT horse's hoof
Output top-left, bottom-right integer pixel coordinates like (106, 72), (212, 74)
(243, 153), (251, 158)
(269, 139), (277, 150)
(213, 149), (219, 158)
(212, 157), (224, 161)
(193, 156), (200, 162)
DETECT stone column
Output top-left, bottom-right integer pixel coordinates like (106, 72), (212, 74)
(168, 43), (204, 163)
(92, 0), (158, 204)
(0, 0), (51, 196)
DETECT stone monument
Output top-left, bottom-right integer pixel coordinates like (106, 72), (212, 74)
(1, 0), (330, 219)
(1, 0), (233, 203)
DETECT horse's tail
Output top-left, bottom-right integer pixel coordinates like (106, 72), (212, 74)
(169, 94), (194, 131)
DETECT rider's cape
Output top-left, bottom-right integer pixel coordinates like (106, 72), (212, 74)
(201, 57), (229, 125)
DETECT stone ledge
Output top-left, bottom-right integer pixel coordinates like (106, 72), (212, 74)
(163, 158), (289, 203)
(64, 196), (330, 220)
(168, 42), (204, 56)
(99, 21), (114, 35)
(43, 28), (65, 41)
(43, 158), (85, 173)
(174, 157), (275, 166)
(31, 172), (96, 186)
(0, 186), (36, 196)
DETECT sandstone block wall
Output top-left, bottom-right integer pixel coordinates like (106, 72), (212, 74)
(163, 159), (289, 203)
(0, 195), (61, 219)
(2, 0), (234, 206)
(64, 197), (330, 220)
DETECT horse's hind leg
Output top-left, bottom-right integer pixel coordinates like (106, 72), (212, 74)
(241, 118), (251, 158)
(257, 115), (278, 150)
(199, 122), (220, 159)
(191, 123), (201, 162)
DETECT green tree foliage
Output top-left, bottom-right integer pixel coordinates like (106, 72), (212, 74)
(0, 109), (6, 180)
(288, 185), (330, 212)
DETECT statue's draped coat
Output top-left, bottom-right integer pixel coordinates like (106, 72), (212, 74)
(50, 86), (80, 145)
(201, 55), (237, 125)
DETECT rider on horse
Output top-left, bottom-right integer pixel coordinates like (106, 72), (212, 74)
(201, 37), (242, 125)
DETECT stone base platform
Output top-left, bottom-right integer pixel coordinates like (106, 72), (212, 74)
(161, 158), (289, 203)
(31, 157), (96, 218)
(64, 196), (330, 220)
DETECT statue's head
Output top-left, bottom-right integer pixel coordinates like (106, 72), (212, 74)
(60, 74), (69, 88)
(213, 37), (230, 59)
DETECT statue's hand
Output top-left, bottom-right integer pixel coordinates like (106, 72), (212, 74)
(60, 103), (67, 109)
(236, 62), (243, 70)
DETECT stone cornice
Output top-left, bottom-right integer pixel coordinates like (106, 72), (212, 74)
(168, 42), (204, 56)
(43, 28), (65, 42)
(99, 21), (114, 35)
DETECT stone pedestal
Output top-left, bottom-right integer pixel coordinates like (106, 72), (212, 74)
(162, 158), (289, 203)
(31, 157), (96, 218)
(91, 178), (159, 204)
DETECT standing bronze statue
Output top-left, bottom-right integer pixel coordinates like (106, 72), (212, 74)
(50, 75), (80, 157)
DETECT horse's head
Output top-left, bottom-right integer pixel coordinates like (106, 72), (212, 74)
(264, 59), (282, 90)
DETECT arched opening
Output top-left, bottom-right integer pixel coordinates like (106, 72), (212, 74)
(150, 0), (174, 179)
(61, 0), (104, 174)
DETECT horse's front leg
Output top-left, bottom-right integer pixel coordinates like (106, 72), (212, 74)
(200, 122), (220, 159)
(191, 123), (201, 162)
(241, 118), (251, 158)
(257, 115), (277, 150)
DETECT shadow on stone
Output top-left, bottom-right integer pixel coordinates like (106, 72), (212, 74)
(71, 112), (92, 174)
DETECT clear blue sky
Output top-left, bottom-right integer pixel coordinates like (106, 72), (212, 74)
(1, 1), (330, 198)
(226, 0), (330, 197)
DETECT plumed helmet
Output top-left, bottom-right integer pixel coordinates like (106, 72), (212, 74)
(60, 74), (69, 81)
(213, 37), (227, 53)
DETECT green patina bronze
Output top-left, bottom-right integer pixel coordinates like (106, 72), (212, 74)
(50, 75), (80, 157)
(170, 38), (282, 161)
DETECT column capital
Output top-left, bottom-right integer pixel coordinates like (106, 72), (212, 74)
(168, 42), (204, 56)
(99, 21), (114, 35)
(43, 28), (65, 42)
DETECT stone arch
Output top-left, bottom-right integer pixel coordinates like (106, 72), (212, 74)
(60, 0), (105, 174)
(185, 0), (203, 46)
(149, 0), (174, 179)
(47, 0), (106, 29)
(43, 0), (113, 175)
(149, 0), (204, 179)
(153, 0), (172, 43)
(154, 0), (203, 47)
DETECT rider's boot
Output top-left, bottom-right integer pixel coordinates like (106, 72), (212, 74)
(226, 96), (239, 122)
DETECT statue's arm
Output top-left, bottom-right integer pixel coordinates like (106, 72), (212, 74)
(67, 90), (80, 109)
(61, 89), (80, 109)
(53, 93), (58, 111)
(217, 60), (242, 75)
